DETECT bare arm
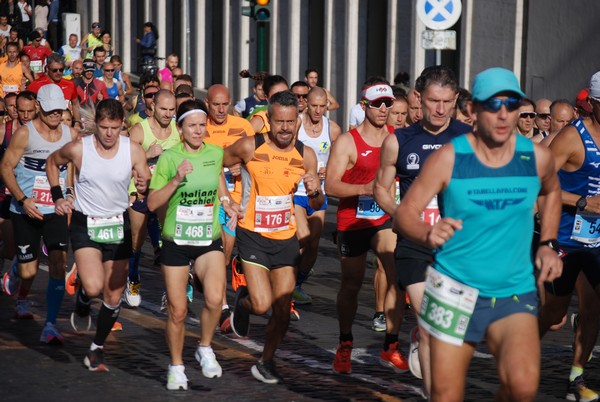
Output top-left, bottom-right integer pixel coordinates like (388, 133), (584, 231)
(533, 143), (563, 285)
(46, 141), (82, 215)
(21, 63), (33, 84)
(1, 125), (30, 203)
(122, 72), (134, 96)
(324, 132), (372, 197)
(250, 115), (265, 134)
(224, 135), (255, 167)
(374, 134), (400, 217)
(324, 88), (339, 111)
(131, 141), (151, 194)
(302, 146), (325, 210)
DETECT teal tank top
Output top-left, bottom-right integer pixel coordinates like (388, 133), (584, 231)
(434, 134), (540, 297)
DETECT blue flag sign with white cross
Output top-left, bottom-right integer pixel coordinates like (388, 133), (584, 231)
(417, 0), (462, 30)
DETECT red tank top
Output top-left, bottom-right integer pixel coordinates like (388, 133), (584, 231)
(337, 128), (391, 231)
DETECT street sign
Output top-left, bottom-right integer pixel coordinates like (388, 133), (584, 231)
(421, 30), (456, 50)
(417, 0), (462, 31)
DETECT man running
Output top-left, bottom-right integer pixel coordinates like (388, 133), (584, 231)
(46, 98), (150, 371)
(225, 90), (323, 384)
(395, 67), (562, 401)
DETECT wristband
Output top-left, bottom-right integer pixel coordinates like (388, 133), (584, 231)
(219, 196), (230, 203)
(51, 186), (64, 203)
(18, 195), (27, 206)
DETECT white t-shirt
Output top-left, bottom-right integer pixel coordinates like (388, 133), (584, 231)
(349, 103), (365, 127)
(18, 1), (31, 23)
(0, 24), (11, 37)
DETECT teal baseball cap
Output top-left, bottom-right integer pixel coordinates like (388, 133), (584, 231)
(472, 67), (525, 101)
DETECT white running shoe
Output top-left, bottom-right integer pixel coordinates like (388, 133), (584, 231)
(166, 364), (188, 390)
(123, 280), (141, 307)
(195, 345), (222, 378)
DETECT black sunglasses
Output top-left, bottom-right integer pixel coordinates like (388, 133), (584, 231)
(537, 113), (551, 119)
(519, 112), (536, 119)
(50, 68), (64, 73)
(295, 93), (308, 100)
(104, 69), (115, 72)
(144, 92), (157, 99)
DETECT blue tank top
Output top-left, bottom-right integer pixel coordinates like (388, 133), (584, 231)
(434, 134), (539, 297)
(106, 78), (119, 100)
(557, 118), (600, 249)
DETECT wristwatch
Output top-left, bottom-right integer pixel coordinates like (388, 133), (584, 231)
(308, 190), (320, 199)
(576, 196), (587, 211)
(539, 239), (560, 253)
(18, 196), (27, 206)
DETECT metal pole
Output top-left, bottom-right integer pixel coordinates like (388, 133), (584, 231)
(436, 49), (441, 65)
(257, 21), (265, 72)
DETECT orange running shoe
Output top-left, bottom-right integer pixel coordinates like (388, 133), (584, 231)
(65, 263), (78, 296)
(290, 300), (300, 321)
(379, 341), (409, 373)
(111, 321), (123, 331)
(333, 340), (353, 374)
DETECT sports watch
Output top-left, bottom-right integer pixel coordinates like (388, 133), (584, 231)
(576, 196), (587, 211)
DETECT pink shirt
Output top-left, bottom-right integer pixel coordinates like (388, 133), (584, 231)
(158, 67), (172, 83)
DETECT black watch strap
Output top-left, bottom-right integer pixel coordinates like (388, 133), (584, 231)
(576, 196), (587, 211)
(18, 195), (27, 206)
(540, 239), (560, 253)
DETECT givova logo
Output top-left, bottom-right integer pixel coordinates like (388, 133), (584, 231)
(469, 197), (526, 210)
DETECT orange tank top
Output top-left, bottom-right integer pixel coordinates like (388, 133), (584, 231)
(205, 115), (255, 203)
(239, 134), (305, 240)
(0, 62), (23, 97)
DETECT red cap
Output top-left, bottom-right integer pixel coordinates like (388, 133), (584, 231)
(576, 88), (592, 113)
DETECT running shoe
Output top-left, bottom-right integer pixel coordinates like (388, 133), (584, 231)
(166, 364), (188, 390)
(83, 348), (109, 372)
(379, 341), (409, 373)
(290, 301), (300, 321)
(15, 299), (33, 319)
(292, 286), (313, 305)
(70, 287), (92, 332)
(566, 375), (599, 402)
(160, 291), (168, 313)
(42, 243), (48, 257)
(2, 261), (20, 296)
(111, 321), (123, 331)
(40, 322), (64, 345)
(195, 345), (222, 378)
(371, 312), (386, 332)
(408, 326), (422, 379)
(65, 263), (78, 296)
(123, 280), (141, 307)
(230, 285), (250, 337)
(251, 359), (283, 384)
(332, 340), (353, 374)
(219, 307), (232, 334)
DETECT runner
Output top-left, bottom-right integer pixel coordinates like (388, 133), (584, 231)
(373, 65), (472, 395)
(0, 84), (77, 343)
(46, 98), (150, 371)
(225, 90), (323, 384)
(127, 89), (179, 307)
(326, 78), (407, 375)
(395, 67), (562, 401)
(292, 86), (341, 307)
(147, 99), (241, 390)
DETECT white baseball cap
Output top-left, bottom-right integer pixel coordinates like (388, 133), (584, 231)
(589, 71), (600, 101)
(37, 84), (68, 112)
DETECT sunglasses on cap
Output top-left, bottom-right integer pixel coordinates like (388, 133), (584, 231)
(366, 98), (394, 110)
(479, 97), (522, 113)
(519, 112), (536, 119)
(536, 113), (551, 119)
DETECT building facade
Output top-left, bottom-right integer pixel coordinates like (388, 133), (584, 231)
(74, 0), (600, 130)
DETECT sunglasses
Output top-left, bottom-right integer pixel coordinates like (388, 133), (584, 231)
(367, 98), (394, 109)
(104, 69), (115, 72)
(50, 67), (64, 73)
(519, 112), (536, 119)
(295, 93), (308, 100)
(537, 113), (551, 119)
(144, 92), (157, 99)
(479, 97), (522, 113)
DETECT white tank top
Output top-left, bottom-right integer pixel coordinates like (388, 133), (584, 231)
(295, 116), (332, 196)
(74, 135), (132, 217)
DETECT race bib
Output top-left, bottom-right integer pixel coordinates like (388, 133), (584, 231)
(32, 176), (64, 207)
(419, 266), (479, 346)
(173, 204), (214, 246)
(224, 168), (234, 192)
(571, 211), (600, 244)
(356, 195), (385, 220)
(30, 60), (43, 73)
(3, 84), (18, 94)
(420, 195), (441, 226)
(254, 194), (291, 232)
(87, 214), (124, 244)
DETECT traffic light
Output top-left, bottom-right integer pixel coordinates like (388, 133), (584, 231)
(254, 0), (271, 22)
(241, 0), (271, 22)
